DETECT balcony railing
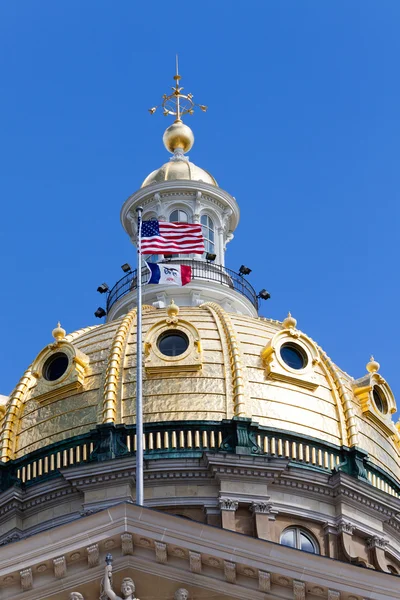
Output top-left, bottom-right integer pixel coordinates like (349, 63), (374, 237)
(3, 419), (399, 500)
(106, 260), (259, 313)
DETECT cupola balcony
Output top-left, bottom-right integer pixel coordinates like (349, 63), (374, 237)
(105, 259), (259, 320)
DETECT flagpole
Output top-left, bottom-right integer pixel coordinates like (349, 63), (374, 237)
(135, 206), (144, 506)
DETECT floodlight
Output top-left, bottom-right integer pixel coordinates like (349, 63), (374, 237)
(121, 263), (132, 273)
(97, 283), (109, 294)
(258, 289), (271, 300)
(206, 253), (217, 262)
(239, 265), (252, 276)
(94, 307), (107, 318)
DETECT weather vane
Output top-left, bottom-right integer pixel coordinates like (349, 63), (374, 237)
(148, 56), (207, 122)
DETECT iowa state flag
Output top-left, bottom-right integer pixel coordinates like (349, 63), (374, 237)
(146, 262), (192, 286)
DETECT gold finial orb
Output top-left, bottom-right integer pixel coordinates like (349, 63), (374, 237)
(149, 57), (207, 155)
(163, 121), (194, 154)
(167, 299), (179, 319)
(366, 355), (380, 373)
(52, 321), (66, 342)
(282, 311), (297, 329)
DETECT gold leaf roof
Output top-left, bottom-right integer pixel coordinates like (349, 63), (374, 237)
(1, 307), (399, 484)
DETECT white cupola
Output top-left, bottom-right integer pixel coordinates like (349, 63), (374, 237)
(108, 67), (259, 321)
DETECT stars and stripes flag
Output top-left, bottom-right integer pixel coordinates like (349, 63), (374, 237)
(140, 220), (205, 255)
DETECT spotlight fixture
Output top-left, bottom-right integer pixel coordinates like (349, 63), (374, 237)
(258, 289), (271, 300)
(121, 263), (132, 273)
(94, 307), (107, 318)
(206, 252), (217, 262)
(239, 265), (252, 276)
(97, 283), (109, 294)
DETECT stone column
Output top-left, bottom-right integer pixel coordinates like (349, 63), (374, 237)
(366, 536), (390, 573)
(323, 523), (339, 559)
(219, 498), (238, 531)
(217, 227), (225, 266)
(203, 506), (221, 527)
(250, 502), (275, 541)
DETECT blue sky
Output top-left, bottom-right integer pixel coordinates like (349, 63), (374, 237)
(0, 2), (399, 415)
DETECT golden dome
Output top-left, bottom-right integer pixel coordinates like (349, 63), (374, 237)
(141, 159), (217, 187)
(3, 306), (399, 487)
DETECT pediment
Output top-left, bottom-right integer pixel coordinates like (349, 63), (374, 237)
(0, 503), (397, 600)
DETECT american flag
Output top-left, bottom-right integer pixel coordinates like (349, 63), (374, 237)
(140, 220), (205, 254)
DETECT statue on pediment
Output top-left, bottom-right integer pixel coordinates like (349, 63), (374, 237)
(103, 554), (139, 600)
(70, 593), (84, 600)
(174, 589), (189, 600)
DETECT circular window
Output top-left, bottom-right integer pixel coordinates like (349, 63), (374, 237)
(280, 343), (308, 370)
(373, 387), (387, 414)
(43, 352), (69, 381)
(157, 331), (189, 357)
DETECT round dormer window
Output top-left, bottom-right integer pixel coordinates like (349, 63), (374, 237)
(157, 331), (189, 357)
(280, 343), (308, 370)
(373, 387), (388, 415)
(43, 352), (69, 381)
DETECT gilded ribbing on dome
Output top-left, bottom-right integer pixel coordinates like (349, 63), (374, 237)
(319, 349), (359, 447)
(201, 302), (246, 416)
(65, 325), (99, 343)
(317, 358), (348, 446)
(0, 368), (33, 461)
(103, 309), (137, 423)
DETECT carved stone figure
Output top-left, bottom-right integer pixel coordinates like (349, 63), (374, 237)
(70, 593), (84, 600)
(174, 589), (189, 600)
(103, 565), (139, 600)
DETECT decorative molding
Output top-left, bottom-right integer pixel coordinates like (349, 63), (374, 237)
(154, 541), (167, 564)
(189, 551), (202, 574)
(103, 308), (137, 423)
(219, 498), (239, 512)
(121, 533), (134, 555)
(20, 567), (33, 591)
(224, 560), (236, 583)
(328, 592), (340, 600)
(293, 580), (306, 600)
(201, 303), (246, 416)
(87, 543), (99, 568)
(258, 571), (271, 592)
(366, 536), (389, 550)
(53, 556), (66, 579)
(337, 519), (355, 535)
(1, 368), (33, 461)
(250, 501), (274, 514)
(318, 347), (358, 447)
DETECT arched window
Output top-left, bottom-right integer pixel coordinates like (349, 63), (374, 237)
(201, 214), (215, 254)
(280, 527), (319, 554)
(170, 209), (188, 223)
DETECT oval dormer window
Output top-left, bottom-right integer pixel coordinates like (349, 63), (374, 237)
(373, 387), (388, 415)
(157, 331), (189, 357)
(43, 352), (69, 381)
(280, 343), (308, 370)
